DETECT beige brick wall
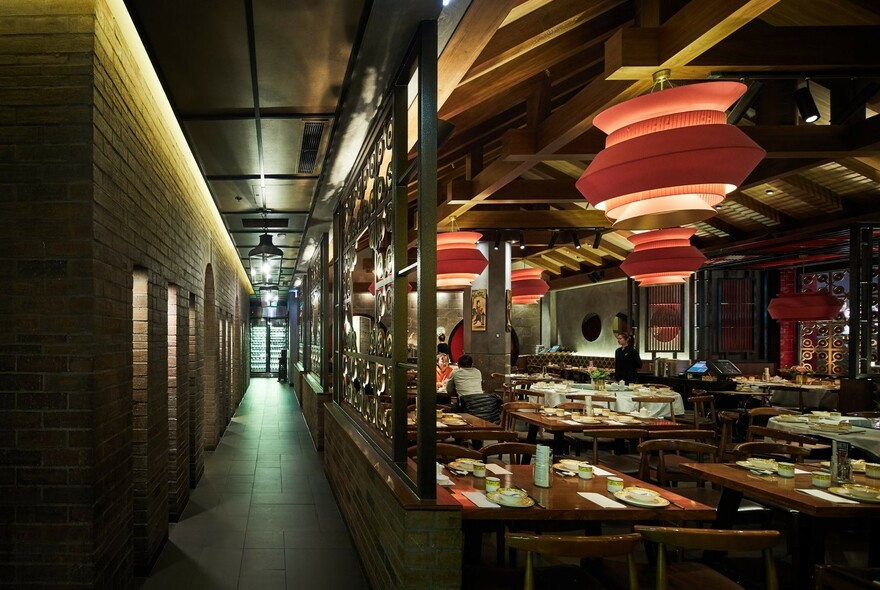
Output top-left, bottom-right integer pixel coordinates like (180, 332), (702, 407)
(0, 0), (252, 587)
(301, 374), (330, 451)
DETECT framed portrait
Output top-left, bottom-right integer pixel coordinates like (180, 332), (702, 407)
(505, 289), (512, 332)
(471, 289), (487, 331)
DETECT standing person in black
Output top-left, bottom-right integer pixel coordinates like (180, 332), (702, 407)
(614, 332), (642, 385)
(437, 332), (450, 356)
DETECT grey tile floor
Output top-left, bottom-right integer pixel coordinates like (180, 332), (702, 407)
(135, 378), (368, 590)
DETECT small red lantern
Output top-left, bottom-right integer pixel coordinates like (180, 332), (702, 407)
(767, 291), (842, 322)
(511, 268), (549, 304)
(437, 232), (489, 290)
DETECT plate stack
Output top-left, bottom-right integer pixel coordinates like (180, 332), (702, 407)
(534, 445), (552, 488)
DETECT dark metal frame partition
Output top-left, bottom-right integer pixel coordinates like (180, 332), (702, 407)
(333, 21), (439, 499)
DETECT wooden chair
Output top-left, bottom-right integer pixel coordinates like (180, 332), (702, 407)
(632, 395), (677, 422)
(747, 425), (830, 457)
(554, 401), (586, 412)
(407, 443), (481, 462)
(586, 393), (616, 410)
(733, 441), (812, 464)
(480, 442), (538, 465)
(505, 532), (641, 590)
(718, 410), (744, 462)
(640, 383), (674, 390)
(445, 429), (517, 447)
(575, 428), (646, 474)
(682, 391), (718, 431)
(634, 525), (781, 590)
(746, 406), (800, 431)
(815, 565), (880, 589)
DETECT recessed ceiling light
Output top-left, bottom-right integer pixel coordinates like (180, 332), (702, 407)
(234, 195), (242, 201)
(765, 189), (774, 195)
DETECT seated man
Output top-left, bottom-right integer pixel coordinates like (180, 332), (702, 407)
(447, 354), (501, 424)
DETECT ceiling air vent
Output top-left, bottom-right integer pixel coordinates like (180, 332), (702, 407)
(242, 218), (289, 228)
(298, 121), (324, 174)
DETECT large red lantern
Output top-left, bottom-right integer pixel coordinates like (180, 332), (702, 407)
(576, 79), (766, 230)
(620, 228), (706, 286)
(436, 232), (489, 290)
(511, 268), (549, 304)
(767, 291), (843, 322)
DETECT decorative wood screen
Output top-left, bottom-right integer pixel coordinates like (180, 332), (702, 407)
(718, 278), (755, 352)
(800, 270), (852, 375)
(645, 284), (684, 353)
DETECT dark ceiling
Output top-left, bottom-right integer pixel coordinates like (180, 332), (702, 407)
(125, 0), (880, 298)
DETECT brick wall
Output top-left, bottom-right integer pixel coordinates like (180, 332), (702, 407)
(301, 374), (330, 451)
(0, 0), (251, 587)
(779, 268), (797, 370)
(167, 285), (190, 522)
(324, 405), (463, 590)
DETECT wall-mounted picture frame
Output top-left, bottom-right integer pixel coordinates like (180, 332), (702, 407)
(471, 289), (487, 331)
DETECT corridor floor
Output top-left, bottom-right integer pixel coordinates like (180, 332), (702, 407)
(135, 378), (369, 590)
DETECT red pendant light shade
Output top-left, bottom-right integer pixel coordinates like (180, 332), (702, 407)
(767, 291), (843, 322)
(437, 232), (489, 290)
(620, 228), (706, 286)
(576, 81), (766, 230)
(511, 268), (549, 304)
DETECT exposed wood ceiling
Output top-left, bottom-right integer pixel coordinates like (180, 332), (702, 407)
(124, 0), (880, 298)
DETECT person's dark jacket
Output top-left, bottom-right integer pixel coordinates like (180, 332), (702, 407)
(614, 345), (643, 384)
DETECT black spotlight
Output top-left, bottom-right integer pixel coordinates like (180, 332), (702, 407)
(548, 232), (558, 248)
(572, 232), (581, 250)
(519, 231), (526, 250)
(592, 230), (602, 249)
(493, 232), (501, 250)
(794, 83), (819, 124)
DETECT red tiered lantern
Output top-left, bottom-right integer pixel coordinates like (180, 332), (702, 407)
(767, 291), (843, 322)
(436, 232), (489, 290)
(511, 268), (549, 304)
(576, 80), (766, 230)
(620, 228), (706, 286)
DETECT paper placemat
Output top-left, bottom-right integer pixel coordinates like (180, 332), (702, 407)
(578, 492), (626, 508)
(591, 466), (614, 477)
(486, 464), (512, 475)
(604, 420), (625, 425)
(562, 420), (582, 425)
(796, 488), (859, 504)
(462, 491), (500, 508)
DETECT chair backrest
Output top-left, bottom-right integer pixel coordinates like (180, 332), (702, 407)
(733, 441), (812, 463)
(747, 406), (799, 430)
(634, 525), (780, 590)
(748, 425), (820, 447)
(446, 429), (517, 445)
(631, 396), (677, 422)
(500, 401), (541, 431)
(554, 401), (586, 411)
(586, 394), (616, 408)
(506, 532), (641, 590)
(480, 442), (538, 465)
(637, 439), (718, 486)
(640, 383), (673, 390)
(407, 443), (482, 462)
(647, 429), (716, 443)
(580, 429), (646, 465)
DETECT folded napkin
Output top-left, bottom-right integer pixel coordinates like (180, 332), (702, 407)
(436, 475), (454, 486)
(604, 420), (625, 425)
(436, 421), (447, 428)
(578, 492), (626, 508)
(462, 491), (500, 508)
(591, 466), (614, 477)
(486, 464), (512, 475)
(796, 488), (858, 504)
(794, 468), (810, 475)
(562, 420), (582, 426)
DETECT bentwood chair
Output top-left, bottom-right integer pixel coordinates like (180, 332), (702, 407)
(505, 532), (641, 590)
(681, 391), (718, 431)
(480, 442), (538, 465)
(747, 425), (830, 458)
(733, 441), (812, 464)
(445, 429), (517, 448)
(573, 428), (646, 474)
(406, 443), (481, 462)
(632, 395), (677, 422)
(634, 526), (781, 590)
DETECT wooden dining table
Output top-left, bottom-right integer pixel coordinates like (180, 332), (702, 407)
(512, 409), (681, 453)
(409, 412), (502, 432)
(681, 462), (880, 587)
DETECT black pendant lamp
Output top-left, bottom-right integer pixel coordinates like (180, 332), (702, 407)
(249, 233), (283, 287)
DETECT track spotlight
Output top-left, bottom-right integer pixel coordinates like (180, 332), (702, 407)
(548, 232), (558, 248)
(592, 230), (602, 249)
(519, 231), (526, 250)
(794, 81), (819, 124)
(493, 232), (500, 250)
(572, 232), (581, 250)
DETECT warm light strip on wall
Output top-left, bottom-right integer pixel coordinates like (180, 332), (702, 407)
(107, 0), (252, 291)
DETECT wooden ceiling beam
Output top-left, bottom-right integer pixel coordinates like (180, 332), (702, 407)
(700, 216), (748, 240)
(838, 157), (880, 184)
(452, 209), (611, 229)
(548, 266), (627, 290)
(777, 175), (844, 213)
(604, 0), (784, 80)
(529, 256), (563, 275)
(541, 250), (582, 271)
(557, 245), (605, 266)
(444, 178), (584, 205)
(726, 192), (796, 226)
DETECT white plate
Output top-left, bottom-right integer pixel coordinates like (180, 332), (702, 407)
(613, 489), (670, 508)
(828, 487), (880, 504)
(487, 490), (535, 508)
(736, 460), (777, 472)
(820, 460), (867, 473)
(448, 459), (480, 472)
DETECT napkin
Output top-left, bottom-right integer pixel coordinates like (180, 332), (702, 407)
(436, 475), (454, 486)
(794, 468), (810, 475)
(562, 420), (582, 425)
(604, 420), (625, 425)
(436, 421), (447, 428)
(796, 489), (858, 504)
(462, 491), (500, 508)
(578, 492), (626, 508)
(591, 466), (614, 477)
(486, 464), (512, 475)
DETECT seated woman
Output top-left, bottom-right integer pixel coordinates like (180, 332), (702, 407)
(436, 353), (453, 388)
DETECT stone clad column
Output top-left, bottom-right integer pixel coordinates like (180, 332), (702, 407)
(467, 242), (510, 395)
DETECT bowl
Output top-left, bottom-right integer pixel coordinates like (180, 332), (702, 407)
(843, 484), (880, 500)
(627, 488), (657, 502)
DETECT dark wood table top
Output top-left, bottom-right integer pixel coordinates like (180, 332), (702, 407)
(408, 412), (501, 432)
(681, 462), (880, 518)
(512, 409), (681, 432)
(443, 464), (716, 522)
